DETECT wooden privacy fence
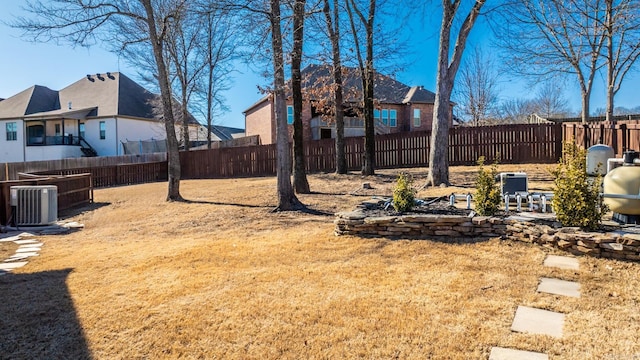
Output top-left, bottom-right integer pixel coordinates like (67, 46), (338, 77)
(180, 145), (278, 179)
(179, 123), (563, 177)
(563, 122), (640, 156)
(29, 161), (168, 188)
(0, 123), (564, 190)
(0, 173), (93, 226)
(1, 153), (167, 182)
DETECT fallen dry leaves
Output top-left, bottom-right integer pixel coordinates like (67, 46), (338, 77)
(1, 164), (639, 359)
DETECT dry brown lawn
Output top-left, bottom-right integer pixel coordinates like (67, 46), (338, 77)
(1, 164), (640, 359)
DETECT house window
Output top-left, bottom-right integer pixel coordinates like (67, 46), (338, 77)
(55, 124), (61, 135)
(374, 109), (380, 121)
(79, 123), (85, 139)
(381, 109), (388, 125)
(27, 125), (44, 145)
(99, 121), (106, 140)
(287, 105), (294, 125)
(6, 122), (17, 141)
(413, 108), (421, 127)
(389, 110), (397, 127)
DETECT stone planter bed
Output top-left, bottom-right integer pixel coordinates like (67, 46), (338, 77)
(334, 201), (640, 263)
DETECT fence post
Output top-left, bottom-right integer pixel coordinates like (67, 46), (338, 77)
(621, 123), (628, 152)
(582, 123), (589, 149)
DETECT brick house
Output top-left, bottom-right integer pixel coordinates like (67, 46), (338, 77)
(243, 64), (451, 145)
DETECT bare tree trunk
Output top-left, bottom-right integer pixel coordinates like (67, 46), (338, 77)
(206, 12), (214, 150)
(427, 0), (485, 187)
(207, 65), (213, 149)
(323, 0), (346, 174)
(346, 0), (376, 176)
(334, 70), (347, 174)
(271, 0), (301, 210)
(182, 84), (190, 151)
(142, 0), (183, 201)
(428, 10), (453, 186)
(362, 58), (375, 176)
(605, 0), (614, 123)
(292, 0), (310, 194)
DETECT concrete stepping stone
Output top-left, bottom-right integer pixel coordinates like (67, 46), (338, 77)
(10, 249), (40, 257)
(5, 255), (30, 262)
(10, 252), (39, 258)
(0, 262), (28, 271)
(16, 246), (41, 253)
(537, 277), (581, 298)
(16, 243), (43, 249)
(0, 235), (22, 242)
(14, 239), (40, 245)
(511, 306), (565, 338)
(489, 347), (548, 360)
(62, 221), (84, 229)
(543, 255), (579, 271)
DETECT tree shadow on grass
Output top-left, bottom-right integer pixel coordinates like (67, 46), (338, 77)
(0, 269), (92, 359)
(59, 202), (111, 219)
(183, 199), (271, 209)
(183, 199), (333, 216)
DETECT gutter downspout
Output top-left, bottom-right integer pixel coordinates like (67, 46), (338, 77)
(115, 116), (119, 155)
(22, 118), (26, 163)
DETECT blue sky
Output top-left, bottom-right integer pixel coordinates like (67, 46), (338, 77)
(1, 2), (638, 129)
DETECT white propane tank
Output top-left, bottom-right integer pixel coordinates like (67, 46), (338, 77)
(603, 162), (640, 215)
(586, 144), (614, 176)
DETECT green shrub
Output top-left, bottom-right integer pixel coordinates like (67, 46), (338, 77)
(474, 156), (501, 216)
(393, 172), (416, 212)
(552, 142), (608, 230)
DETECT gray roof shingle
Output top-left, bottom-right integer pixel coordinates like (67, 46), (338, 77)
(0, 73), (178, 121)
(300, 64), (434, 105)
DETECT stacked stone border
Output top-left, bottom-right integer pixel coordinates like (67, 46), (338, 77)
(335, 210), (640, 262)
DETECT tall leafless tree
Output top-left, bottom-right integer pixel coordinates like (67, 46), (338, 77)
(533, 81), (570, 119)
(494, 0), (606, 124)
(291, 0), (311, 194)
(345, 0), (376, 176)
(213, 0), (302, 210)
(14, 0), (186, 201)
(200, 5), (236, 149)
(497, 98), (539, 124)
(455, 47), (500, 125)
(322, 0), (347, 174)
(270, 0), (302, 209)
(599, 0), (640, 122)
(164, 4), (206, 151)
(427, 0), (486, 187)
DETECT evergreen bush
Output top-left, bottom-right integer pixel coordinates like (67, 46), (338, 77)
(552, 142), (607, 230)
(393, 172), (416, 212)
(474, 156), (501, 216)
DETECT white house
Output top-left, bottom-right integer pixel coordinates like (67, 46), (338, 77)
(0, 72), (210, 163)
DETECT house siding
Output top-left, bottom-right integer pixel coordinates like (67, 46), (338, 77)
(116, 118), (166, 155)
(25, 144), (83, 161)
(0, 119), (25, 163)
(245, 99), (275, 145)
(409, 103), (436, 131)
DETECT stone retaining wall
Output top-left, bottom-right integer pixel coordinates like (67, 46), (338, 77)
(334, 211), (505, 239)
(334, 210), (640, 262)
(506, 220), (640, 261)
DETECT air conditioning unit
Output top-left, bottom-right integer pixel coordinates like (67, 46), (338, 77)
(499, 172), (528, 197)
(10, 185), (58, 226)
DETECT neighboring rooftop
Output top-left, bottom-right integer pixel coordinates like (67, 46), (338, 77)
(300, 64), (435, 105)
(209, 125), (245, 141)
(0, 73), (162, 121)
